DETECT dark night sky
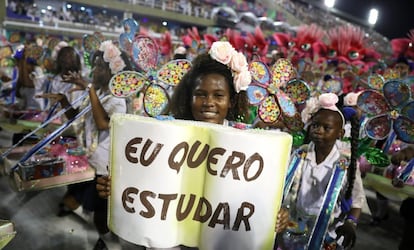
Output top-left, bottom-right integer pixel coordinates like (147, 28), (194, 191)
(334, 0), (414, 39)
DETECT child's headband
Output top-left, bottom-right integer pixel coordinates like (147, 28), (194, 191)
(208, 41), (251, 93)
(301, 93), (345, 128)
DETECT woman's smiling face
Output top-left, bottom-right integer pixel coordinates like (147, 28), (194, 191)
(191, 73), (231, 124)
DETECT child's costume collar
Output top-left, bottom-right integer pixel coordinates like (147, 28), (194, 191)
(305, 141), (348, 170)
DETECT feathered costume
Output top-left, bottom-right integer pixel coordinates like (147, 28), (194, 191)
(273, 23), (327, 66)
(327, 25), (380, 73)
(390, 29), (414, 60)
(327, 25), (380, 93)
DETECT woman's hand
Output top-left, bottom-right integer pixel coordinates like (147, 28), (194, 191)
(35, 93), (66, 105)
(275, 207), (290, 233)
(96, 175), (111, 199)
(62, 70), (89, 92)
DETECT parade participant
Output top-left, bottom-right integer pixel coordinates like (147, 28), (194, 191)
(96, 41), (251, 249)
(39, 40), (133, 250)
(390, 146), (414, 250)
(14, 44), (44, 110)
(46, 43), (84, 110)
(275, 93), (365, 249)
(97, 40), (251, 196)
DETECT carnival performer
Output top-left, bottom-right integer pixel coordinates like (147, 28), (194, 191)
(366, 58), (413, 227)
(275, 93), (365, 250)
(14, 43), (44, 110)
(95, 41), (251, 249)
(391, 146), (414, 250)
(39, 40), (133, 250)
(44, 43), (85, 110)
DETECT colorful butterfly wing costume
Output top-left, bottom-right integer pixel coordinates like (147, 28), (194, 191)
(247, 58), (310, 131)
(109, 36), (191, 117)
(357, 80), (414, 143)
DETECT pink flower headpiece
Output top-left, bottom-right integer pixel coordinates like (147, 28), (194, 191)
(99, 40), (126, 74)
(301, 93), (345, 127)
(209, 41), (251, 93)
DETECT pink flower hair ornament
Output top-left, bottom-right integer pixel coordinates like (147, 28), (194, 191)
(301, 93), (345, 127)
(209, 41), (251, 93)
(99, 40), (126, 74)
(319, 92), (340, 112)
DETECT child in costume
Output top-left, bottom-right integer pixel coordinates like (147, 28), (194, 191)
(275, 93), (365, 250)
(40, 40), (133, 250)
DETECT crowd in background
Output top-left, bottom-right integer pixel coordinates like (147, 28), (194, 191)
(5, 0), (391, 59)
(1, 0), (414, 249)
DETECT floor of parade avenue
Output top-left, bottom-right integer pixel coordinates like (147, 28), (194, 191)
(0, 129), (402, 250)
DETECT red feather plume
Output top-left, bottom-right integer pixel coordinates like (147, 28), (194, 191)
(390, 29), (414, 59)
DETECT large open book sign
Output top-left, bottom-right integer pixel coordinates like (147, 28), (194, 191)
(109, 114), (292, 249)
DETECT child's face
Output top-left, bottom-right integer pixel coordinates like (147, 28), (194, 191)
(191, 73), (231, 124)
(308, 110), (344, 148)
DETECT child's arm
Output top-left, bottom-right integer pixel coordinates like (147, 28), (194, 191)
(36, 93), (78, 119)
(335, 207), (360, 248)
(347, 207), (361, 223)
(335, 165), (365, 248)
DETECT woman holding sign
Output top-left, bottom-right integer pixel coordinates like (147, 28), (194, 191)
(40, 40), (133, 250)
(275, 93), (365, 250)
(97, 41), (251, 196)
(96, 41), (252, 249)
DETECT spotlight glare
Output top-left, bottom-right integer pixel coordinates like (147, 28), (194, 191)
(324, 0), (335, 8)
(368, 8), (378, 25)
